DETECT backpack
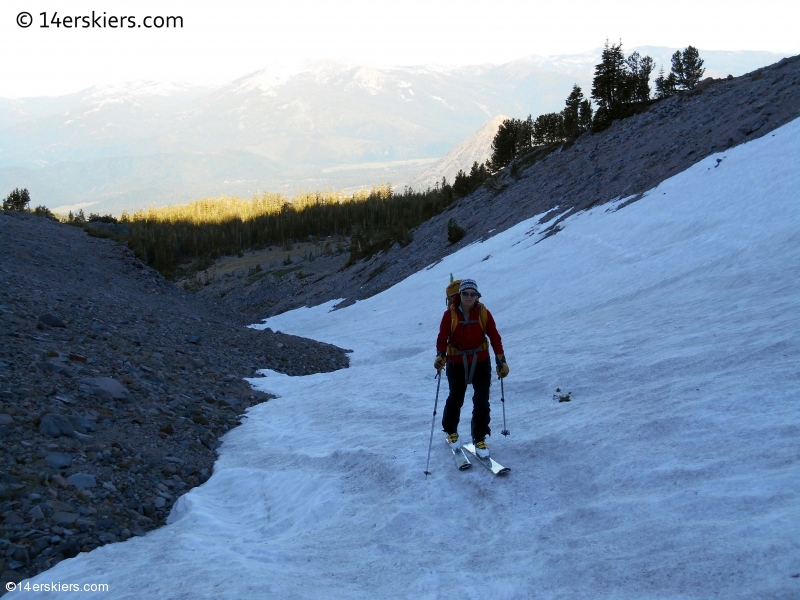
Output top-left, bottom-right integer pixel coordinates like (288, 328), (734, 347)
(445, 274), (488, 356)
(446, 277), (462, 305)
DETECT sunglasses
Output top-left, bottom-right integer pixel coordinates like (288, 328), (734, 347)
(460, 291), (479, 297)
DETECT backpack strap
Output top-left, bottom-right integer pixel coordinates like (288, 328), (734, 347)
(446, 303), (490, 385)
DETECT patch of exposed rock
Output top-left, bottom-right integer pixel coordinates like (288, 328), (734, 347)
(207, 54), (799, 318)
(0, 212), (349, 589)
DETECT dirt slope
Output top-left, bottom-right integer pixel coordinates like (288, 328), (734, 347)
(203, 54), (799, 318)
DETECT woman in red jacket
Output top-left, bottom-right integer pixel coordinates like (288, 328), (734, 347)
(434, 278), (509, 458)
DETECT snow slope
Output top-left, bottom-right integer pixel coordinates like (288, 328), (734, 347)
(19, 119), (800, 598)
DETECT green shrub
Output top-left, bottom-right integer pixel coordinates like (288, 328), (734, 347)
(447, 218), (465, 244)
(33, 205), (57, 220)
(87, 213), (117, 223)
(66, 209), (87, 226)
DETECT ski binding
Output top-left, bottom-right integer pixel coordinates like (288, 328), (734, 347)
(462, 443), (510, 475)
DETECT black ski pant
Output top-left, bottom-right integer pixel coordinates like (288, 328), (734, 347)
(441, 358), (491, 442)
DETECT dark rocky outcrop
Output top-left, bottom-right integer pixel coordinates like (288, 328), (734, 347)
(0, 212), (350, 589)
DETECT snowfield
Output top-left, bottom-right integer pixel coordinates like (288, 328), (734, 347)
(20, 119), (800, 599)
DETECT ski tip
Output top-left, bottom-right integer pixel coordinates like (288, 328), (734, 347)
(458, 463), (472, 470)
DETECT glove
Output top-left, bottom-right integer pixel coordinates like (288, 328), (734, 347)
(496, 354), (509, 378)
(434, 353), (447, 372)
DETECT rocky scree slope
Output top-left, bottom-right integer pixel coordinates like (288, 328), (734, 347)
(204, 54), (800, 318)
(0, 212), (349, 591)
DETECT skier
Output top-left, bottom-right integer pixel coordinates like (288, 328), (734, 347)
(434, 278), (508, 458)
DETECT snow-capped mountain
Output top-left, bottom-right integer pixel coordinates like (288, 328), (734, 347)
(0, 49), (787, 214)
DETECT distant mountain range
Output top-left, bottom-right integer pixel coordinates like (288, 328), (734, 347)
(0, 48), (787, 215)
(406, 115), (510, 191)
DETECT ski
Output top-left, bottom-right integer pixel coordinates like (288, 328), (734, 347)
(447, 436), (472, 470)
(462, 443), (510, 475)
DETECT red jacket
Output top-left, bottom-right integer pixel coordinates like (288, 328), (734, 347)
(437, 302), (504, 364)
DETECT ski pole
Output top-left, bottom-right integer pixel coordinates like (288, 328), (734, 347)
(500, 376), (509, 436)
(424, 371), (442, 477)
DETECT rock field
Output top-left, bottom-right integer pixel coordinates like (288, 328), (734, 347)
(0, 212), (349, 590)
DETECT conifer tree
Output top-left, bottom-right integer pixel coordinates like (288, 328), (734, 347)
(2, 188), (30, 211)
(515, 115), (533, 154)
(625, 52), (655, 103)
(670, 50), (686, 88)
(532, 113), (565, 145)
(591, 41), (655, 130)
(655, 67), (678, 98)
(676, 46), (705, 90)
(468, 161), (485, 181)
(591, 40), (627, 129)
(657, 46), (705, 96)
(562, 85), (585, 138)
(578, 99), (593, 131)
(489, 118), (530, 171)
(453, 169), (471, 198)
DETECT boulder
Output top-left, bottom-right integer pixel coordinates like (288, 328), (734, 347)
(2, 512), (24, 525)
(50, 474), (70, 488)
(7, 543), (29, 564)
(45, 452), (72, 469)
(77, 489), (95, 501)
(79, 377), (133, 402)
(39, 413), (77, 438)
(0, 472), (20, 484)
(66, 473), (96, 489)
(696, 77), (715, 92)
(47, 500), (75, 512)
(68, 413), (96, 433)
(59, 540), (81, 559)
(37, 360), (71, 376)
(38, 313), (65, 327)
(51, 511), (79, 525)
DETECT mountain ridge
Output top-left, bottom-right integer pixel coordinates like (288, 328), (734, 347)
(0, 48), (788, 214)
(405, 114), (509, 190)
(193, 54), (800, 318)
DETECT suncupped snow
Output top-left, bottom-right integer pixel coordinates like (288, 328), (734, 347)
(21, 119), (800, 599)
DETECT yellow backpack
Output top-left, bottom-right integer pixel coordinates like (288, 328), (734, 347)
(445, 274), (488, 356)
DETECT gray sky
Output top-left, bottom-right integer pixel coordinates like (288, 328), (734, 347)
(2, 0), (799, 97)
